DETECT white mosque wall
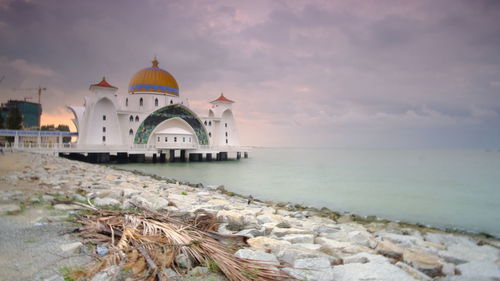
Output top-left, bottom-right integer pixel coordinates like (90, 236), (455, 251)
(86, 97), (122, 145)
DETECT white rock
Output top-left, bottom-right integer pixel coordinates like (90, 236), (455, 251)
(277, 245), (337, 265)
(332, 262), (419, 281)
(234, 249), (279, 265)
(271, 227), (314, 237)
(403, 248), (443, 277)
(322, 230), (377, 248)
(94, 197), (120, 207)
(247, 236), (291, 254)
(343, 252), (390, 264)
(60, 242), (83, 253)
(284, 257), (335, 281)
(0, 204), (21, 213)
(282, 234), (315, 244)
(294, 243), (322, 251)
(456, 261), (500, 279)
(396, 262), (433, 281)
(216, 210), (244, 229)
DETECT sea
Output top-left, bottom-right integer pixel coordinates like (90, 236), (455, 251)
(112, 148), (500, 237)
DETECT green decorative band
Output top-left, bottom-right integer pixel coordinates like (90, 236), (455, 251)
(134, 105), (208, 145)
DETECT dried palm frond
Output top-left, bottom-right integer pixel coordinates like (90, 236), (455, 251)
(74, 204), (293, 281)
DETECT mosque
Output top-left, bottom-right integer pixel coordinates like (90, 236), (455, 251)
(66, 58), (245, 162)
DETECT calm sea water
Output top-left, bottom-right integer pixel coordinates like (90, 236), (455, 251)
(112, 148), (500, 237)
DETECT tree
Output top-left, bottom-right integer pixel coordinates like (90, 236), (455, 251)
(56, 124), (71, 143)
(6, 107), (22, 130)
(0, 113), (4, 129)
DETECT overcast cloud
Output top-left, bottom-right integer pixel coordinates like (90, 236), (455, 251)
(1, 0), (499, 147)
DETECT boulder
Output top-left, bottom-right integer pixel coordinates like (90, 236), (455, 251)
(282, 234), (315, 244)
(403, 248), (443, 277)
(396, 261), (433, 281)
(342, 252), (389, 264)
(94, 197), (120, 207)
(332, 261), (418, 281)
(271, 227), (314, 238)
(456, 261), (500, 280)
(283, 257), (334, 281)
(376, 240), (404, 259)
(294, 243), (322, 251)
(0, 204), (21, 214)
(322, 230), (377, 248)
(60, 242), (83, 253)
(216, 210), (244, 230)
(234, 249), (279, 265)
(277, 245), (339, 265)
(256, 214), (284, 224)
(247, 236), (291, 254)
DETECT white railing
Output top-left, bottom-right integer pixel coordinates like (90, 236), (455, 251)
(1, 141), (251, 153)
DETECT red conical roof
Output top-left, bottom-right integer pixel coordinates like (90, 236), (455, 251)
(210, 93), (234, 103)
(91, 77), (117, 89)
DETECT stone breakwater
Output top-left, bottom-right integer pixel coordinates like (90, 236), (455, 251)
(2, 152), (500, 281)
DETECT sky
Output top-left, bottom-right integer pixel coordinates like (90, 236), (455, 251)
(0, 0), (499, 148)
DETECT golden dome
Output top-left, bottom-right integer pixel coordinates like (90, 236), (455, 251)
(128, 58), (179, 95)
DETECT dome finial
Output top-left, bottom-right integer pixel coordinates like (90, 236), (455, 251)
(152, 56), (159, 68)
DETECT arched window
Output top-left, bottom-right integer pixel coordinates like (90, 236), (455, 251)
(129, 129), (133, 135)
(139, 98), (143, 106)
(103, 127), (106, 133)
(174, 137), (177, 142)
(129, 115), (133, 122)
(225, 123), (227, 128)
(189, 137), (191, 142)
(165, 137), (168, 142)
(204, 121), (207, 125)
(103, 115), (106, 121)
(157, 137), (160, 142)
(209, 121), (212, 126)
(209, 132), (212, 137)
(225, 132), (228, 137)
(102, 136), (106, 142)
(183, 137), (185, 142)
(135, 116), (139, 122)
(226, 139), (228, 144)
(125, 98), (128, 107)
(155, 98), (158, 106)
(170, 100), (173, 105)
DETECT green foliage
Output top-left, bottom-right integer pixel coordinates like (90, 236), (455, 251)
(181, 191), (187, 195)
(206, 259), (221, 274)
(59, 266), (86, 281)
(6, 107), (23, 130)
(41, 124), (72, 142)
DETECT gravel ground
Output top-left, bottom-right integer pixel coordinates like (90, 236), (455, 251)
(0, 206), (91, 281)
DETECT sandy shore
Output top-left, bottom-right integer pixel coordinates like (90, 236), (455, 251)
(0, 151), (499, 281)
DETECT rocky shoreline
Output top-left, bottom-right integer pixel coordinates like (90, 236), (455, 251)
(1, 152), (499, 281)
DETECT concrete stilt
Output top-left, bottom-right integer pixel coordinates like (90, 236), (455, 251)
(237, 152), (241, 160)
(117, 152), (128, 163)
(159, 153), (166, 163)
(206, 153), (212, 161)
(152, 153), (157, 163)
(180, 150), (186, 162)
(169, 149), (175, 162)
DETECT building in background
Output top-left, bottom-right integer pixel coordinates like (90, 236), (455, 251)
(0, 100), (42, 129)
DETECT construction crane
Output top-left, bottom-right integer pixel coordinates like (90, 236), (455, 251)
(13, 86), (47, 104)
